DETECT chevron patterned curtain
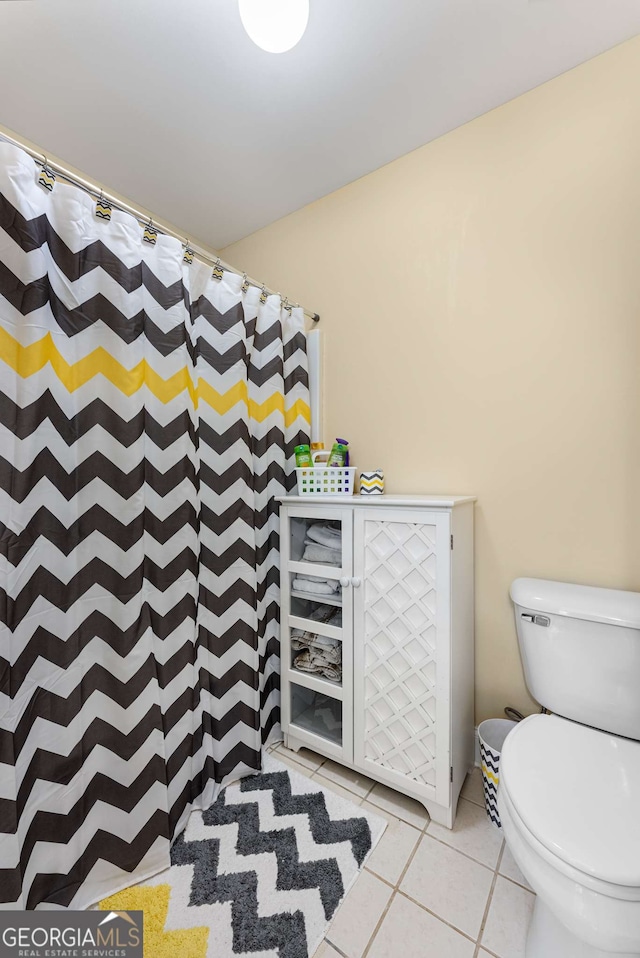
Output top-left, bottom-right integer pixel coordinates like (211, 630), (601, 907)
(0, 144), (310, 909)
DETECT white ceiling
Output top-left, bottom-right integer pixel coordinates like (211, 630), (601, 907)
(1, 0), (639, 249)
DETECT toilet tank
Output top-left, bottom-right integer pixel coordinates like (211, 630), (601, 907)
(510, 578), (640, 741)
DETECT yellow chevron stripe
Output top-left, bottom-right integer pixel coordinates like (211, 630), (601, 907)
(0, 327), (310, 424)
(360, 479), (383, 488)
(100, 884), (208, 958)
(198, 378), (246, 414)
(199, 381), (309, 425)
(0, 328), (195, 401)
(481, 765), (499, 785)
(285, 398), (311, 428)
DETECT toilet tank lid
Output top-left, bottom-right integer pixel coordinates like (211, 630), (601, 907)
(510, 577), (640, 629)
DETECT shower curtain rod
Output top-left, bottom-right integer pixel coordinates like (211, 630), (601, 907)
(0, 130), (320, 323)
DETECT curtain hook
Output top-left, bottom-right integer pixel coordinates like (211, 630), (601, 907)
(38, 155), (55, 191)
(212, 257), (224, 280)
(241, 272), (249, 293)
(260, 284), (268, 304)
(95, 188), (112, 221)
(143, 216), (158, 245)
(183, 238), (194, 265)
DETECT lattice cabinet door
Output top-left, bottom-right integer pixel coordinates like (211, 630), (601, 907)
(352, 508), (452, 807)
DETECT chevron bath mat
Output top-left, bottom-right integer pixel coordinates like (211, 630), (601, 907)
(98, 753), (386, 958)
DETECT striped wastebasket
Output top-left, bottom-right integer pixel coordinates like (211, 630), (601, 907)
(478, 719), (518, 828)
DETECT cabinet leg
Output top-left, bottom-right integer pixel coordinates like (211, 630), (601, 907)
(283, 733), (303, 754)
(419, 798), (456, 828)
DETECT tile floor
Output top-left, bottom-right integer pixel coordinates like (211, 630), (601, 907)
(270, 742), (535, 958)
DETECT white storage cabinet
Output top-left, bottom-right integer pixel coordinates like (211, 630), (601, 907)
(278, 495), (475, 828)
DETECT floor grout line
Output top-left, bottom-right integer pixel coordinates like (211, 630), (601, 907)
(395, 888), (479, 946)
(394, 828), (424, 890)
(360, 804), (424, 837)
(497, 871), (534, 893)
(359, 808), (427, 958)
(362, 794), (430, 831)
(273, 744), (327, 777)
(300, 756), (532, 958)
(472, 842), (504, 957)
(311, 771), (372, 803)
(362, 780), (376, 801)
(363, 866), (395, 891)
(360, 888), (397, 958)
(498, 872), (535, 896)
(322, 940), (349, 958)
(419, 829), (502, 872)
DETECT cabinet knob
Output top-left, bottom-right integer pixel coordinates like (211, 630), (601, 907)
(351, 577), (361, 588)
(339, 576), (351, 588)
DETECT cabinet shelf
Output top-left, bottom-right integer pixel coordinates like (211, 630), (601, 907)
(289, 560), (342, 580)
(286, 668), (343, 700)
(289, 615), (343, 641)
(289, 558), (342, 575)
(290, 589), (343, 608)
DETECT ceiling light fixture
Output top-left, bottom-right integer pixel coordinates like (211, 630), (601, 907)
(239, 0), (309, 54)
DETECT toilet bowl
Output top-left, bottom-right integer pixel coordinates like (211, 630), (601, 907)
(504, 578), (640, 958)
(499, 714), (640, 958)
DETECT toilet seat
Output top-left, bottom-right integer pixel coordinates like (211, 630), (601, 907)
(500, 779), (640, 903)
(500, 714), (640, 891)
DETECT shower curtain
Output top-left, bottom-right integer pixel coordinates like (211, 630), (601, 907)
(0, 143), (310, 909)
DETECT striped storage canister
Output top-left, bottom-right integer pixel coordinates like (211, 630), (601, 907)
(359, 470), (384, 494)
(478, 719), (517, 828)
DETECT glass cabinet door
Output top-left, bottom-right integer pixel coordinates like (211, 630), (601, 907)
(280, 505), (353, 762)
(290, 687), (343, 748)
(288, 514), (343, 568)
(288, 601), (343, 686)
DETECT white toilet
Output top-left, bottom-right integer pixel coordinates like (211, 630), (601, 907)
(499, 577), (640, 958)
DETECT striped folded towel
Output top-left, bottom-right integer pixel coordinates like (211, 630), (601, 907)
(292, 650), (342, 682)
(291, 633), (342, 665)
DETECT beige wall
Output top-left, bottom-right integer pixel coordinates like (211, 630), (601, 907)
(222, 36), (640, 723)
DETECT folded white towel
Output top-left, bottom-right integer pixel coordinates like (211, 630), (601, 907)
(306, 523), (342, 549)
(302, 541), (342, 564)
(292, 578), (340, 595)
